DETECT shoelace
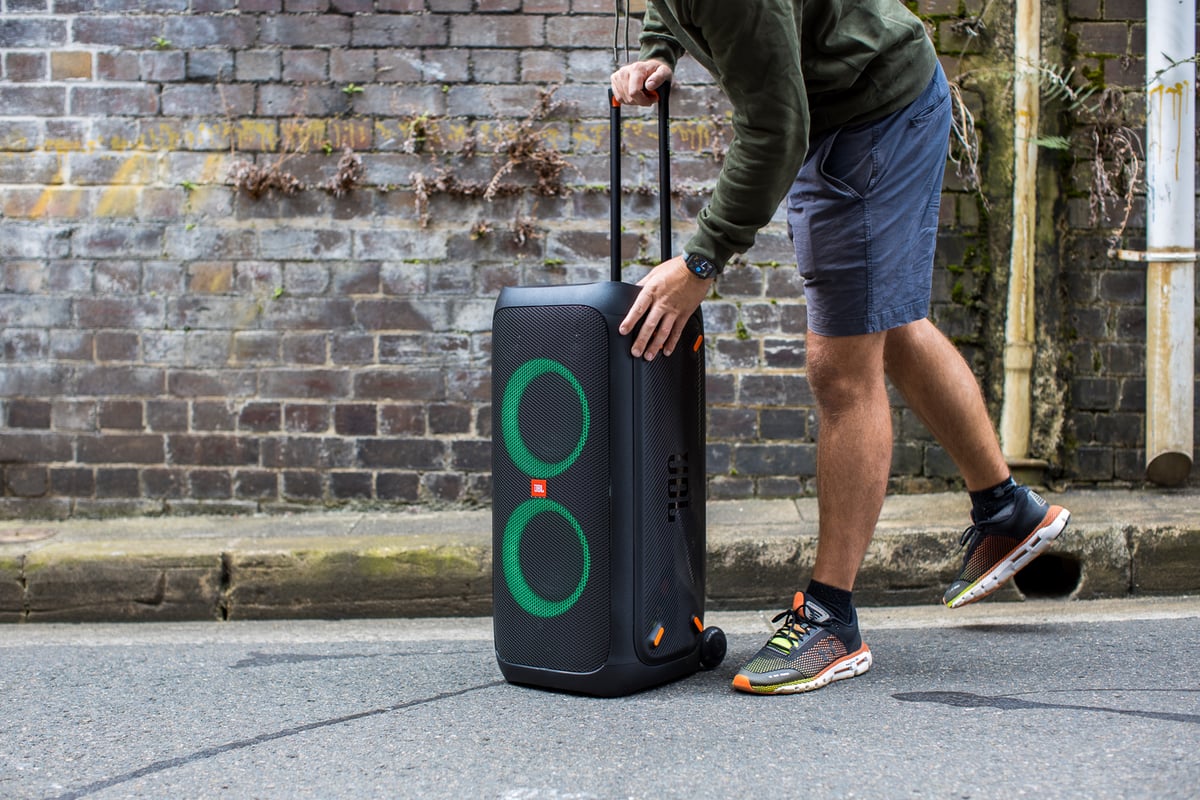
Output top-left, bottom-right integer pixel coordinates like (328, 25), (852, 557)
(958, 524), (982, 549)
(767, 606), (813, 652)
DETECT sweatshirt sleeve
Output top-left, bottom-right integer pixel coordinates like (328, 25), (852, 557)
(637, 4), (685, 70)
(681, 0), (809, 270)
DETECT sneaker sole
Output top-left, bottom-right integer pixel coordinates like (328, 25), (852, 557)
(731, 644), (873, 695)
(944, 505), (1071, 609)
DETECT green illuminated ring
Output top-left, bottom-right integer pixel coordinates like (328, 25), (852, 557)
(500, 358), (589, 479)
(502, 498), (590, 618)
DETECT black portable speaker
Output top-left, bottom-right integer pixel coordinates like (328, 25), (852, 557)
(491, 86), (726, 696)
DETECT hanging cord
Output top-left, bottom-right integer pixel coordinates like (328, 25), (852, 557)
(612, 0), (631, 70)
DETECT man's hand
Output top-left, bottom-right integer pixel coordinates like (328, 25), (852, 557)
(610, 59), (673, 106)
(619, 256), (713, 361)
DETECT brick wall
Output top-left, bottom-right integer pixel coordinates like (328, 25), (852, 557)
(0, 1), (1196, 518)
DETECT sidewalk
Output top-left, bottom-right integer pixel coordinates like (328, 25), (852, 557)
(1, 489), (1197, 623)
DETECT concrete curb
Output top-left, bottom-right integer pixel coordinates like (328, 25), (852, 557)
(1, 490), (1197, 623)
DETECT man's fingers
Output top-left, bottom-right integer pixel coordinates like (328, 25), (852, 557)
(662, 319), (685, 357)
(611, 61), (667, 106)
(618, 294), (649, 336)
(644, 64), (671, 93)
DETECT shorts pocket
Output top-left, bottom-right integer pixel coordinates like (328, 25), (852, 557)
(817, 122), (877, 199)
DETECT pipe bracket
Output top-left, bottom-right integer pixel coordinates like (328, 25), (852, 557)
(1110, 249), (1200, 263)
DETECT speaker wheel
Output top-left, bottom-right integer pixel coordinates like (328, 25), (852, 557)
(698, 626), (727, 671)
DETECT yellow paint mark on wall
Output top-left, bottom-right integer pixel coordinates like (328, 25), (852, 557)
(27, 187), (85, 219)
(233, 119), (280, 152)
(282, 119), (327, 151)
(1148, 80), (1191, 180)
(94, 155), (154, 215)
(95, 186), (140, 217)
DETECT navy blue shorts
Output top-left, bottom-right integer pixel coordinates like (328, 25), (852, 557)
(787, 64), (952, 337)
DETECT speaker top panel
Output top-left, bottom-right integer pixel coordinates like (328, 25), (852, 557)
(496, 281), (641, 320)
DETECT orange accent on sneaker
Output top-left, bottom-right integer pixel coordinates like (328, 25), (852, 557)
(732, 674), (753, 692)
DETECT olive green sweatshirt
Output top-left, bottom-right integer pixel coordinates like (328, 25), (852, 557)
(638, 0), (938, 270)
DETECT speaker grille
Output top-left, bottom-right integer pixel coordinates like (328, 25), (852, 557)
(492, 304), (611, 674)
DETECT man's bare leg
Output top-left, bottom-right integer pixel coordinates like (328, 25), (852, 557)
(882, 319), (1009, 492)
(805, 330), (892, 591)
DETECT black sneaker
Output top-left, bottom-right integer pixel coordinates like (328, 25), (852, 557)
(943, 486), (1071, 608)
(732, 591), (872, 695)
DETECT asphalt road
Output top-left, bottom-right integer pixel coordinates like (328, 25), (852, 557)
(2, 597), (1198, 800)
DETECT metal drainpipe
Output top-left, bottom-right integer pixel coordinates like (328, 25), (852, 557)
(999, 0), (1042, 473)
(1113, 0), (1197, 486)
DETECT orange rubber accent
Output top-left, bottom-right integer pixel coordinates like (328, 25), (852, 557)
(732, 674), (753, 692)
(692, 334), (703, 352)
(692, 616), (704, 633)
(652, 626), (665, 647)
(611, 95), (621, 107)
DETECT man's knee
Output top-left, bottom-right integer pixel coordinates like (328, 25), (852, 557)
(806, 335), (886, 411)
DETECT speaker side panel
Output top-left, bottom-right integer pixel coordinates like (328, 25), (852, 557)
(633, 311), (706, 664)
(492, 303), (611, 675)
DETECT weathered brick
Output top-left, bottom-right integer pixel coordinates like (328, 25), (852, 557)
(79, 435), (165, 464)
(260, 14), (351, 47)
(733, 443), (817, 477)
(190, 469), (232, 499)
(236, 49), (281, 82)
(235, 469), (278, 500)
(6, 51), (47, 81)
(168, 434), (260, 466)
(186, 50), (236, 82)
(284, 403), (331, 433)
(162, 14), (256, 48)
(76, 297), (166, 329)
(261, 436), (354, 468)
(95, 468), (141, 498)
(76, 366), (166, 397)
(331, 334), (375, 365)
(146, 400), (188, 432)
(333, 403), (377, 435)
(0, 17), (68, 47)
(193, 401), (238, 432)
(354, 369), (444, 400)
(0, 86), (66, 116)
(5, 465), (48, 497)
(260, 369), (351, 400)
(51, 467), (96, 497)
(282, 470), (324, 500)
(376, 471), (419, 501)
(354, 12), (447, 47)
(451, 14), (543, 47)
(139, 50), (186, 82)
(379, 404), (425, 435)
(7, 399), (52, 429)
(281, 333), (329, 364)
(71, 86), (159, 117)
(359, 437), (445, 469)
(98, 400), (144, 430)
(330, 471), (372, 499)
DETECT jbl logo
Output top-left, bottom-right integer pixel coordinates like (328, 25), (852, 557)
(667, 452), (689, 522)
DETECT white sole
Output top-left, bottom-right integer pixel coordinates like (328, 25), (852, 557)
(946, 507), (1071, 609)
(737, 645), (873, 695)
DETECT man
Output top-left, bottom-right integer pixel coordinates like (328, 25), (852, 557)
(610, 0), (1071, 695)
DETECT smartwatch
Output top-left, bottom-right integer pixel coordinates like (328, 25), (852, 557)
(683, 251), (721, 280)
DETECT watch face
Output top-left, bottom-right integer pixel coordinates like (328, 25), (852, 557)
(686, 253), (716, 278)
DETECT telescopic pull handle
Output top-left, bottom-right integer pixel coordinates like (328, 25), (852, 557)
(609, 83), (672, 282)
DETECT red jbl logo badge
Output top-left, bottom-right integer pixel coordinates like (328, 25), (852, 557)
(530, 479), (547, 498)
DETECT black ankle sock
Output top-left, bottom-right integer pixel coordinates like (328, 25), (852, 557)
(970, 476), (1018, 521)
(805, 579), (854, 625)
